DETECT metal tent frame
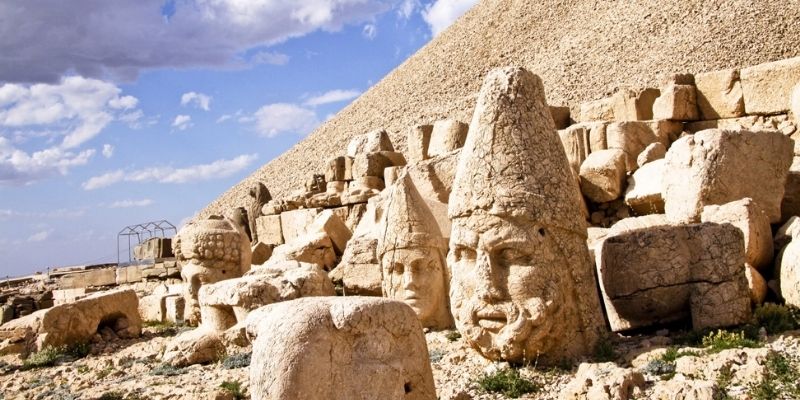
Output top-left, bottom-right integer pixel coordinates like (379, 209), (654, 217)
(117, 220), (177, 265)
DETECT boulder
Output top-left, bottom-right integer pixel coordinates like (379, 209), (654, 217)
(624, 159), (665, 215)
(700, 198), (773, 269)
(694, 68), (745, 119)
(307, 209), (352, 255)
(636, 142), (666, 168)
(651, 380), (721, 400)
(559, 124), (591, 176)
(162, 327), (225, 367)
(579, 149), (627, 203)
(663, 129), (793, 224)
(559, 362), (644, 400)
(246, 297), (436, 400)
(740, 56), (800, 115)
(597, 223), (751, 331)
(406, 124), (433, 163)
(428, 119), (468, 156)
(605, 121), (678, 172)
(780, 238), (800, 307)
(746, 264), (767, 305)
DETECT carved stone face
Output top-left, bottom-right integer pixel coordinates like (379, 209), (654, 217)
(448, 212), (567, 362)
(381, 247), (445, 324)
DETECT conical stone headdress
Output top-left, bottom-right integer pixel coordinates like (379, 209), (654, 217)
(378, 172), (446, 256)
(448, 67), (586, 235)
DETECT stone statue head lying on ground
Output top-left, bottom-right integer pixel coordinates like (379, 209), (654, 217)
(378, 172), (453, 330)
(447, 66), (606, 365)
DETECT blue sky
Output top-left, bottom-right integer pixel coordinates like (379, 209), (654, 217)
(0, 0), (478, 278)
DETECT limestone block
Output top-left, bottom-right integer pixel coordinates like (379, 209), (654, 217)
(324, 156), (348, 182)
(746, 264), (767, 305)
(267, 232), (337, 271)
(406, 150), (459, 205)
(612, 88), (660, 121)
(579, 149), (627, 203)
(352, 151), (407, 178)
(653, 84), (699, 121)
(775, 216), (800, 249)
(558, 362), (644, 400)
(115, 265), (143, 285)
(695, 68), (745, 119)
(606, 120), (677, 172)
(780, 239), (800, 307)
(0, 289), (142, 354)
(587, 122), (608, 153)
(429, 119), (468, 156)
(597, 223), (750, 331)
(782, 143), (800, 222)
(384, 165), (402, 186)
(1, 305), (12, 325)
(346, 129), (394, 157)
(741, 56), (800, 115)
(350, 176), (385, 191)
(636, 142), (666, 167)
(700, 198), (773, 269)
(685, 115), (796, 136)
(57, 268), (117, 289)
(138, 294), (167, 322)
(165, 295), (185, 324)
(663, 129), (793, 224)
(607, 214), (670, 236)
(344, 156), (353, 180)
(326, 181), (346, 194)
(308, 209), (352, 255)
(406, 124), (433, 163)
(558, 124), (591, 176)
(251, 241), (273, 265)
(651, 380), (721, 400)
(549, 106), (571, 129)
(580, 96), (615, 122)
(162, 327), (224, 367)
(279, 208), (321, 244)
(624, 159), (665, 215)
(246, 297), (436, 400)
(793, 83), (800, 120)
(331, 237), (382, 296)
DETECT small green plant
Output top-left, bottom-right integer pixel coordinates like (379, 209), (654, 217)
(701, 329), (761, 353)
(97, 392), (124, 400)
(748, 352), (800, 400)
(66, 342), (91, 358)
(642, 359), (676, 380)
(143, 320), (179, 336)
(220, 380), (246, 400)
(593, 336), (618, 362)
(96, 366), (114, 379)
(222, 352), (251, 369)
(754, 303), (798, 335)
(477, 368), (539, 398)
(76, 365), (90, 374)
(149, 363), (185, 376)
(659, 346), (701, 362)
(22, 346), (66, 370)
(445, 331), (461, 342)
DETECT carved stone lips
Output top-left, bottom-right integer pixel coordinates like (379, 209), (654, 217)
(475, 308), (507, 331)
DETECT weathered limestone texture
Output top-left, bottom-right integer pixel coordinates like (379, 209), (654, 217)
(597, 223), (751, 331)
(331, 197), (385, 296)
(173, 216), (252, 325)
(624, 159), (666, 215)
(406, 124), (433, 163)
(579, 96), (615, 122)
(663, 129), (793, 224)
(579, 149), (627, 203)
(653, 75), (699, 121)
(792, 83), (800, 119)
(162, 327), (225, 367)
(741, 56), (800, 115)
(558, 362), (644, 400)
(700, 198), (773, 270)
(448, 67), (605, 364)
(636, 142), (666, 167)
(247, 182), (271, 245)
(780, 238), (800, 307)
(605, 121), (676, 172)
(0, 289), (141, 354)
(612, 88), (660, 121)
(746, 264), (767, 305)
(694, 69), (745, 120)
(558, 124), (591, 176)
(378, 173), (452, 329)
(246, 297), (436, 400)
(428, 119), (468, 156)
(279, 208), (321, 243)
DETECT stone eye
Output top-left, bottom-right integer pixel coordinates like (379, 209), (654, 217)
(389, 262), (404, 275)
(497, 247), (530, 266)
(454, 246), (477, 261)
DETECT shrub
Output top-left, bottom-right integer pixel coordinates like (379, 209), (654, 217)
(754, 303), (797, 335)
(642, 359), (676, 379)
(749, 352), (800, 400)
(477, 368), (539, 398)
(220, 380), (246, 400)
(701, 330), (761, 353)
(445, 331), (461, 342)
(22, 346), (66, 370)
(660, 346), (701, 362)
(97, 392), (124, 400)
(593, 336), (618, 362)
(222, 352), (251, 370)
(149, 363), (185, 376)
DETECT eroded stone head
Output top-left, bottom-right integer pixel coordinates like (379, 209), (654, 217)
(447, 66), (605, 364)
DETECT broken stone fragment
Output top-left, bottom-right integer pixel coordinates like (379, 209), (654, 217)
(624, 159), (665, 215)
(346, 128), (394, 157)
(612, 87), (660, 121)
(307, 209), (352, 255)
(246, 297), (436, 400)
(792, 83), (800, 120)
(559, 124), (591, 176)
(605, 120), (677, 172)
(428, 119), (468, 157)
(558, 362), (644, 400)
(352, 151), (406, 178)
(663, 128), (793, 224)
(406, 124), (433, 163)
(653, 83), (699, 121)
(579, 149), (627, 203)
(700, 198), (773, 270)
(746, 264), (767, 305)
(740, 56), (800, 115)
(636, 142), (666, 168)
(694, 68), (745, 119)
(579, 96), (616, 122)
(780, 238), (800, 307)
(324, 156), (348, 182)
(254, 214), (283, 246)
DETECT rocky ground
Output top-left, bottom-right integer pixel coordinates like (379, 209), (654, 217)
(3, 320), (800, 400)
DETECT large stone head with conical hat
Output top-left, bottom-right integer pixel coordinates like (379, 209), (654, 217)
(448, 66), (605, 364)
(378, 172), (452, 329)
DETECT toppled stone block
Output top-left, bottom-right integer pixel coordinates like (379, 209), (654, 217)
(624, 159), (665, 215)
(695, 68), (745, 119)
(406, 124), (433, 163)
(653, 83), (699, 121)
(580, 96), (615, 122)
(162, 327), (225, 367)
(279, 208), (321, 243)
(663, 129), (793, 224)
(559, 124), (591, 176)
(346, 129), (394, 157)
(308, 209), (352, 255)
(612, 88), (660, 121)
(550, 105), (571, 129)
(165, 295), (185, 324)
(606, 121), (678, 171)
(246, 297), (436, 400)
(58, 267), (117, 289)
(268, 232), (337, 271)
(637, 142), (666, 167)
(352, 151), (406, 179)
(255, 214), (283, 246)
(597, 223), (751, 331)
(251, 241), (273, 265)
(559, 362), (644, 400)
(138, 294), (168, 322)
(782, 140), (800, 222)
(429, 119), (468, 157)
(741, 56), (800, 115)
(700, 198), (773, 270)
(330, 237), (382, 296)
(579, 149), (627, 203)
(0, 289), (142, 354)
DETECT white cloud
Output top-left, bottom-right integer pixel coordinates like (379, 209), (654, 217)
(254, 103), (319, 137)
(102, 144), (114, 158)
(397, 0), (420, 19)
(250, 51), (290, 66)
(0, 1), (395, 83)
(304, 89), (361, 107)
(27, 229), (53, 242)
(362, 24), (377, 39)
(0, 208), (86, 220)
(109, 199), (154, 208)
(82, 154), (258, 190)
(109, 95), (138, 110)
(0, 137), (96, 185)
(172, 114), (193, 130)
(180, 92), (212, 111)
(422, 0), (478, 36)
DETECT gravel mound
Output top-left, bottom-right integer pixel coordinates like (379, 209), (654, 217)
(199, 0), (800, 219)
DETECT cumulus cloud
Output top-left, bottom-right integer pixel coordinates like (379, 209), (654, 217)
(171, 114), (193, 130)
(109, 199), (154, 208)
(82, 154), (258, 190)
(0, 1), (395, 83)
(250, 51), (290, 66)
(27, 229), (53, 242)
(180, 92), (212, 111)
(422, 0), (478, 36)
(304, 89), (361, 106)
(253, 103), (319, 137)
(102, 144), (114, 158)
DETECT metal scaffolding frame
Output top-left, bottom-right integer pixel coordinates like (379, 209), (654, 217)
(117, 220), (177, 265)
